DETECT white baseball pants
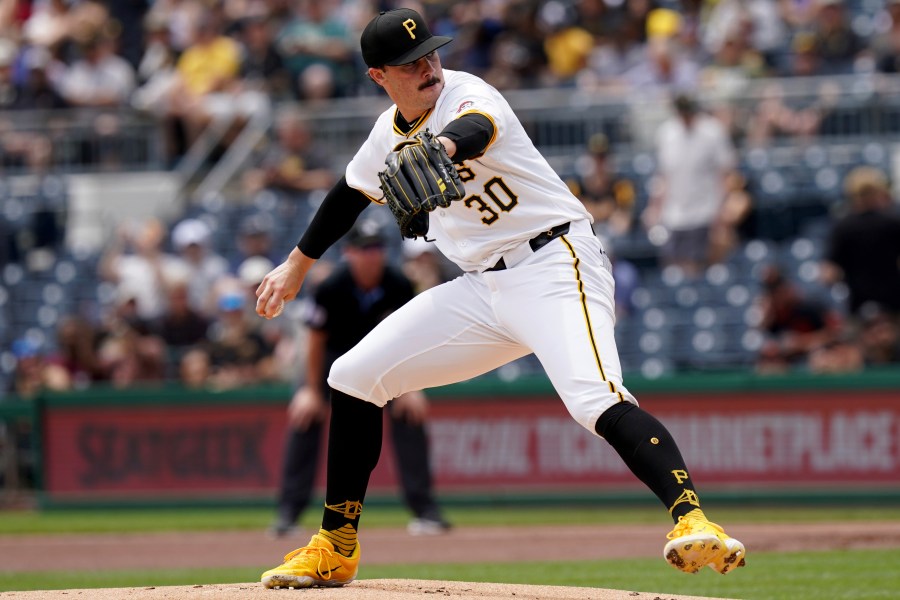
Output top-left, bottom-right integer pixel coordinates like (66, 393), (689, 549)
(328, 219), (637, 435)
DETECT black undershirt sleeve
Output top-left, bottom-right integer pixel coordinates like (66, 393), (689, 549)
(438, 113), (495, 162)
(297, 176), (372, 259)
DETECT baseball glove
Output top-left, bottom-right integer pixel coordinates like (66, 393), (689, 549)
(378, 130), (464, 239)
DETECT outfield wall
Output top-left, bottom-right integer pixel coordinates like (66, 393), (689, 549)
(11, 370), (900, 508)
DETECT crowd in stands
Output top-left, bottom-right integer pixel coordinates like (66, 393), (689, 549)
(2, 0), (900, 400)
(1, 0), (899, 155)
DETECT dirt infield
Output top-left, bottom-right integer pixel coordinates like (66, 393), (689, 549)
(3, 521), (900, 600)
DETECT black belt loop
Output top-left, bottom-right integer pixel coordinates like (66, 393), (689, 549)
(485, 222), (571, 272)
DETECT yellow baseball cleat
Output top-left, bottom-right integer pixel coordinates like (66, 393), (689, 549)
(261, 533), (360, 589)
(664, 509), (746, 575)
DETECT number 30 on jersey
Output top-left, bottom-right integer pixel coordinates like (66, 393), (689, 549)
(456, 163), (519, 226)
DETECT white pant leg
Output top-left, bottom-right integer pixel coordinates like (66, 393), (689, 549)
(487, 231), (637, 435)
(328, 273), (530, 406)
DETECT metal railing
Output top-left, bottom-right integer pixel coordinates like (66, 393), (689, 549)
(3, 73), (900, 203)
(0, 108), (166, 174)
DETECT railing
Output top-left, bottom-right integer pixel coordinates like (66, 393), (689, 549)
(3, 74), (900, 198)
(289, 73), (900, 169)
(0, 108), (167, 174)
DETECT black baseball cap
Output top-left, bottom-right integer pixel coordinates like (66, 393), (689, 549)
(345, 219), (386, 248)
(361, 8), (452, 68)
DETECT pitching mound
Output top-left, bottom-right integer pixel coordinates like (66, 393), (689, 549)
(1, 580), (734, 600)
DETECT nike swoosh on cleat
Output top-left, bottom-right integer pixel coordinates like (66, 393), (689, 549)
(318, 566), (341, 576)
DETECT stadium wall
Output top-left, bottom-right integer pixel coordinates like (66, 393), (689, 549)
(15, 371), (900, 509)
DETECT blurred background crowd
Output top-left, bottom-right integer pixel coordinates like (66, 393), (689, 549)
(1, 0), (900, 401)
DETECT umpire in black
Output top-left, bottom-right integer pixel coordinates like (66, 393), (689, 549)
(271, 220), (450, 537)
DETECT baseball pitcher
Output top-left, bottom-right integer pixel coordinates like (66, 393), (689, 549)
(256, 7), (745, 589)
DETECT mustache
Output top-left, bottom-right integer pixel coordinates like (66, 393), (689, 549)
(419, 77), (441, 90)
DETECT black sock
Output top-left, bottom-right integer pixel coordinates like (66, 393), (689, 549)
(595, 402), (700, 522)
(320, 388), (383, 549)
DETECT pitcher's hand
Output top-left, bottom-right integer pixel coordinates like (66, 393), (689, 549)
(256, 248), (312, 319)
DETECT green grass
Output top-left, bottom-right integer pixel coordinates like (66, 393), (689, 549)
(0, 550), (897, 599)
(2, 505), (898, 598)
(3, 505), (900, 535)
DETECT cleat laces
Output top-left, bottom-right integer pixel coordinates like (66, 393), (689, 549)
(282, 544), (337, 581)
(666, 511), (724, 540)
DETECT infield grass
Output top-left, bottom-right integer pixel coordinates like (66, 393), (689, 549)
(0, 549), (896, 599)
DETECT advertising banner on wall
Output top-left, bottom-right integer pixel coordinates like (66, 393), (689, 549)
(424, 391), (900, 490)
(41, 388), (900, 502)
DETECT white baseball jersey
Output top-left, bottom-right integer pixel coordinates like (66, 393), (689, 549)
(332, 68), (635, 437)
(345, 69), (591, 272)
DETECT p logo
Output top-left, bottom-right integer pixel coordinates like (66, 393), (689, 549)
(671, 470), (690, 484)
(402, 18), (417, 39)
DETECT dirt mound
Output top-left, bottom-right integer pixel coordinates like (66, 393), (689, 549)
(0, 580), (736, 600)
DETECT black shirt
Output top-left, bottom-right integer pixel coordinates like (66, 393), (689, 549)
(306, 265), (415, 363)
(827, 209), (900, 314)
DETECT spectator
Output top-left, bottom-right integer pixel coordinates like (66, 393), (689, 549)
(242, 107), (335, 198)
(270, 221), (450, 538)
(581, 8), (644, 86)
(155, 278), (211, 358)
(21, 0), (72, 52)
(0, 36), (18, 111)
(169, 12), (246, 143)
(874, 0), (900, 73)
(96, 286), (168, 387)
(568, 133), (636, 244)
(857, 306), (900, 366)
(539, 2), (594, 86)
(170, 217), (229, 317)
(807, 331), (864, 373)
(785, 31), (824, 77)
(180, 346), (212, 388)
(821, 166), (900, 319)
(237, 10), (291, 101)
(807, 0), (865, 75)
(52, 315), (107, 389)
(230, 212), (282, 271)
(151, 0), (206, 54)
(276, 0), (354, 99)
(755, 265), (842, 373)
(779, 0), (820, 31)
(236, 254), (300, 378)
(132, 12), (178, 116)
(624, 9), (701, 93)
(643, 94), (737, 276)
(206, 289), (277, 390)
(699, 28), (766, 110)
(8, 338), (71, 399)
(11, 46), (68, 110)
(57, 32), (136, 107)
(98, 217), (182, 321)
(702, 0), (788, 66)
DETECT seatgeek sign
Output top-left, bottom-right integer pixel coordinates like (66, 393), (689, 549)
(41, 390), (900, 500)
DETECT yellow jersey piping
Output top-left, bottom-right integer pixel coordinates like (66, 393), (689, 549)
(393, 107), (433, 137)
